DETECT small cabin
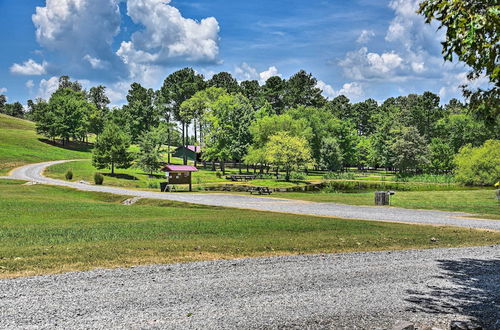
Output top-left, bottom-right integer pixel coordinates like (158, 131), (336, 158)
(172, 145), (202, 162)
(160, 165), (198, 192)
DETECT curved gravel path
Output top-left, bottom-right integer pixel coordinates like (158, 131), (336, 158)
(3, 160), (500, 231)
(1, 245), (499, 329)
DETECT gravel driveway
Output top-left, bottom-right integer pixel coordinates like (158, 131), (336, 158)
(4, 160), (500, 231)
(1, 245), (499, 329)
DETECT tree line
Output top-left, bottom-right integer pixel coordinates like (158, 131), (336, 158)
(3, 69), (498, 184)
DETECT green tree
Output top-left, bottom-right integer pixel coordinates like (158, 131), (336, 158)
(265, 132), (312, 181)
(262, 76), (286, 114)
(418, 0), (499, 123)
(92, 122), (132, 174)
(427, 138), (455, 173)
(160, 68), (206, 164)
(122, 83), (159, 142)
(284, 70), (326, 109)
(203, 93), (255, 173)
(208, 72), (240, 93)
(390, 126), (429, 173)
(320, 137), (344, 171)
(434, 113), (489, 152)
(239, 80), (264, 110)
(356, 137), (375, 169)
(136, 126), (165, 175)
(3, 102), (24, 118)
(351, 98), (380, 136)
(454, 140), (500, 185)
(249, 113), (312, 149)
(87, 85), (110, 137)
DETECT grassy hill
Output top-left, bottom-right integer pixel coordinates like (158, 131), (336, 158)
(0, 114), (91, 175)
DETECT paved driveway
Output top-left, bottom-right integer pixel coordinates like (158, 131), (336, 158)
(4, 160), (500, 230)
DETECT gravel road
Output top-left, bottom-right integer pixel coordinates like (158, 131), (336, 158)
(1, 245), (499, 329)
(4, 160), (500, 231)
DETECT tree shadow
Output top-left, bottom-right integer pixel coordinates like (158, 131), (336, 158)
(38, 138), (93, 152)
(405, 257), (500, 329)
(103, 173), (138, 180)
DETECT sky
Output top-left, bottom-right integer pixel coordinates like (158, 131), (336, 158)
(0, 0), (486, 106)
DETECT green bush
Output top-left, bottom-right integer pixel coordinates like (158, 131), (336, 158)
(65, 169), (73, 181)
(395, 174), (455, 184)
(321, 180), (461, 193)
(290, 172), (306, 180)
(94, 172), (104, 185)
(215, 171), (223, 178)
(454, 140), (500, 186)
(324, 172), (356, 180)
(146, 181), (159, 189)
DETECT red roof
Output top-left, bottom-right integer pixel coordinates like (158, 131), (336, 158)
(185, 145), (201, 153)
(161, 165), (198, 172)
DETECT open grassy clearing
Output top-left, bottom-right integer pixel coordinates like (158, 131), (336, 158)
(45, 159), (315, 190)
(0, 114), (91, 175)
(1, 179), (499, 278)
(268, 190), (500, 220)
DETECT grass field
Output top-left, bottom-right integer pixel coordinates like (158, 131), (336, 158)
(269, 190), (500, 220)
(0, 114), (91, 175)
(1, 179), (499, 278)
(45, 159), (314, 190)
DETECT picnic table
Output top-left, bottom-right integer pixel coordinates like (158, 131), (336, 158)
(226, 174), (256, 181)
(249, 186), (273, 195)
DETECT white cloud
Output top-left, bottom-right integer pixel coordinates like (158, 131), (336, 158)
(316, 80), (364, 102)
(116, 0), (220, 66)
(234, 63), (282, 85)
(339, 47), (403, 81)
(234, 62), (259, 81)
(26, 80), (35, 89)
(32, 0), (122, 72)
(356, 30), (375, 43)
(10, 59), (47, 75)
(259, 66), (281, 84)
(0, 88), (7, 94)
(83, 55), (107, 69)
(37, 77), (59, 100)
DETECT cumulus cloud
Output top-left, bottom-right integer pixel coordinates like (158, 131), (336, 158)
(339, 47), (403, 81)
(0, 88), (7, 94)
(83, 55), (107, 69)
(26, 80), (35, 89)
(234, 63), (282, 84)
(356, 30), (375, 43)
(37, 77), (60, 100)
(316, 80), (364, 101)
(10, 59), (47, 75)
(259, 66), (281, 84)
(116, 0), (220, 66)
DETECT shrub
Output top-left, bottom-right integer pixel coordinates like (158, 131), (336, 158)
(94, 172), (104, 185)
(65, 169), (73, 181)
(146, 181), (159, 189)
(323, 172), (356, 180)
(289, 172), (306, 180)
(454, 140), (500, 186)
(215, 171), (223, 178)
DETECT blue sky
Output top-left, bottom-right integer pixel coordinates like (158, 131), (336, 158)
(0, 0), (480, 106)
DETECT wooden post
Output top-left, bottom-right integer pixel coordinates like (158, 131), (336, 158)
(189, 172), (192, 192)
(375, 191), (389, 205)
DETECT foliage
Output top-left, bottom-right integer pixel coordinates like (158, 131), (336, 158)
(265, 132), (312, 181)
(454, 139), (500, 185)
(65, 169), (73, 181)
(320, 137), (343, 171)
(94, 172), (104, 185)
(135, 126), (165, 175)
(92, 122), (132, 174)
(427, 138), (455, 173)
(208, 72), (240, 93)
(121, 82), (159, 142)
(323, 172), (356, 180)
(390, 126), (429, 173)
(284, 70), (326, 109)
(418, 0), (499, 123)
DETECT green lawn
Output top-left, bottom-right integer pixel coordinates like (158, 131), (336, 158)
(45, 159), (315, 191)
(269, 190), (500, 219)
(1, 179), (499, 278)
(0, 114), (91, 175)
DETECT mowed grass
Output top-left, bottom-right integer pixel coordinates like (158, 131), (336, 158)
(0, 114), (91, 175)
(0, 180), (499, 278)
(269, 190), (500, 220)
(45, 159), (313, 190)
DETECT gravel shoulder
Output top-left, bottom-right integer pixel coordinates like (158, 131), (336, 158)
(4, 160), (500, 231)
(1, 245), (499, 329)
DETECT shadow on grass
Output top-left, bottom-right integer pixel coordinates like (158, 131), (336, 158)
(405, 258), (500, 329)
(103, 173), (138, 180)
(38, 138), (93, 152)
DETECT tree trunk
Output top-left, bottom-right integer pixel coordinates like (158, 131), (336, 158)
(167, 119), (171, 165)
(111, 162), (114, 175)
(220, 160), (225, 175)
(285, 170), (290, 182)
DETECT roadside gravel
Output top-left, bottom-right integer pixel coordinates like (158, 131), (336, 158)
(4, 160), (500, 231)
(1, 245), (499, 329)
